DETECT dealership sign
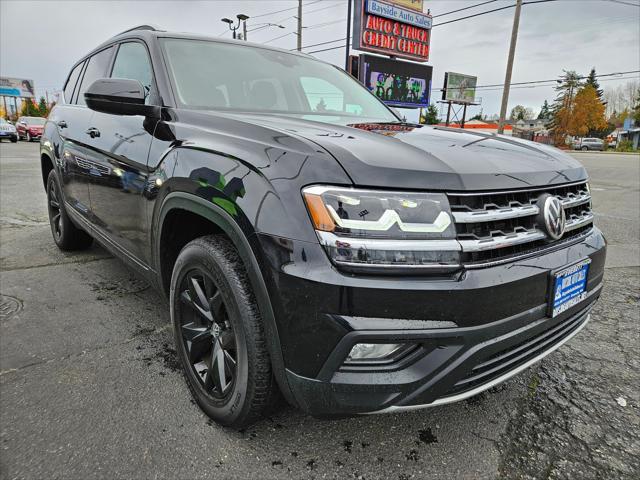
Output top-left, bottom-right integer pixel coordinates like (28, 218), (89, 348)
(367, 0), (432, 29)
(352, 0), (432, 62)
(0, 77), (35, 98)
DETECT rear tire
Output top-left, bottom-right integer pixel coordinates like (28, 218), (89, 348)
(26, 132), (31, 142)
(581, 146), (588, 151)
(46, 170), (93, 251)
(170, 235), (276, 429)
(10, 136), (17, 143)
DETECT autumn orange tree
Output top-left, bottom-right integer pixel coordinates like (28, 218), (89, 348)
(567, 85), (607, 137)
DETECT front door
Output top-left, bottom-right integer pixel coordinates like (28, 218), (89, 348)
(83, 41), (159, 264)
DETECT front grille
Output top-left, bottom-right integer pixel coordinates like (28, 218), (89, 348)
(447, 182), (593, 265)
(444, 306), (590, 397)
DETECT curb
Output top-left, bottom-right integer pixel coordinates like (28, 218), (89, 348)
(570, 151), (639, 156)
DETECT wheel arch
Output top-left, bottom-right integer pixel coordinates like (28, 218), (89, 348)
(41, 152), (54, 189)
(155, 192), (297, 407)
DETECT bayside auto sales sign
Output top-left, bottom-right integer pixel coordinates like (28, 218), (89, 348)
(352, 0), (432, 62)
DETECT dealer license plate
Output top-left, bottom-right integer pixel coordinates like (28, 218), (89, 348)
(550, 259), (591, 317)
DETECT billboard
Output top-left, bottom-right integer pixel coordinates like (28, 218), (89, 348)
(352, 0), (432, 62)
(0, 77), (35, 98)
(359, 54), (432, 108)
(442, 72), (477, 103)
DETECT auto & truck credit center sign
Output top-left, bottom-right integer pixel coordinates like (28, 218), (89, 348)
(352, 0), (432, 62)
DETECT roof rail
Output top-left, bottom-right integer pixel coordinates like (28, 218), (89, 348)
(113, 24), (161, 37)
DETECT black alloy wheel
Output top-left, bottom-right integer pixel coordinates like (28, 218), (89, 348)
(45, 170), (93, 250)
(178, 268), (238, 400)
(48, 176), (64, 241)
(171, 235), (277, 429)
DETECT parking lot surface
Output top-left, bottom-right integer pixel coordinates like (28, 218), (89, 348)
(1, 142), (638, 479)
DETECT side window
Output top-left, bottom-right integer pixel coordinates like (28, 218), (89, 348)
(63, 62), (84, 104)
(76, 46), (115, 106)
(110, 42), (154, 104)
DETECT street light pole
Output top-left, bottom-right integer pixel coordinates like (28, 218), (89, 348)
(497, 0), (523, 134)
(297, 0), (303, 51)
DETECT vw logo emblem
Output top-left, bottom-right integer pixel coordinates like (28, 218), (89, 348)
(537, 194), (566, 240)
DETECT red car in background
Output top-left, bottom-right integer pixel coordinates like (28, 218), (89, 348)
(16, 116), (46, 142)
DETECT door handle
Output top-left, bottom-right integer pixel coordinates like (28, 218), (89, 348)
(57, 120), (68, 129)
(85, 127), (100, 138)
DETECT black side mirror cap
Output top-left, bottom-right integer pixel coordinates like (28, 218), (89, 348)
(84, 78), (159, 118)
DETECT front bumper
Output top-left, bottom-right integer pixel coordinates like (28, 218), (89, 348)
(256, 227), (606, 415)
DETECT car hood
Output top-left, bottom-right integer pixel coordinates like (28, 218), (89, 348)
(228, 113), (587, 191)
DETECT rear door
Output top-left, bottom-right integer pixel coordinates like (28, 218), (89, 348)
(83, 40), (159, 264)
(53, 48), (114, 220)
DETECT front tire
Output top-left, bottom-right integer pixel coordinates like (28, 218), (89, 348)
(581, 146), (588, 151)
(26, 132), (31, 142)
(170, 235), (276, 429)
(10, 136), (17, 143)
(46, 170), (93, 251)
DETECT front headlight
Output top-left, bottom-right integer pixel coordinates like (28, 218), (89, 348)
(302, 186), (461, 274)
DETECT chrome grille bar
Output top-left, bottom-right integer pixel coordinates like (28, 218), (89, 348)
(453, 205), (539, 223)
(565, 212), (594, 232)
(452, 192), (591, 224)
(459, 230), (546, 252)
(458, 213), (593, 252)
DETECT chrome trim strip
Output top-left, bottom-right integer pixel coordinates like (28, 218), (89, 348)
(446, 180), (589, 197)
(333, 260), (461, 271)
(560, 193), (591, 209)
(316, 231), (461, 252)
(463, 228), (594, 269)
(367, 313), (591, 414)
(459, 230), (546, 252)
(453, 205), (539, 223)
(565, 212), (594, 232)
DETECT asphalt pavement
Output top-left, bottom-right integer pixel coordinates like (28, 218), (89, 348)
(1, 142), (638, 480)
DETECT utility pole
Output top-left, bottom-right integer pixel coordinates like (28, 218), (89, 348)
(345, 0), (352, 71)
(497, 0), (523, 134)
(297, 0), (302, 51)
(242, 18), (248, 41)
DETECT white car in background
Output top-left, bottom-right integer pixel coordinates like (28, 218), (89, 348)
(0, 118), (18, 143)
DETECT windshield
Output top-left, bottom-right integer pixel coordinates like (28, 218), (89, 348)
(160, 38), (398, 126)
(0, 119), (8, 125)
(24, 117), (46, 126)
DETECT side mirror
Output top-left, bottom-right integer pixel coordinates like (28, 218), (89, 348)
(85, 78), (158, 117)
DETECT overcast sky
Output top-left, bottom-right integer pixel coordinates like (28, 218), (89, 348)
(1, 0), (639, 121)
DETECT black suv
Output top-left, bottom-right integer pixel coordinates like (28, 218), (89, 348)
(41, 26), (606, 429)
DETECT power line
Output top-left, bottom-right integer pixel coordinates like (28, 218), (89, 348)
(304, 0), (560, 54)
(432, 0), (498, 18)
(263, 31), (295, 44)
(474, 70), (640, 89)
(251, 0), (321, 19)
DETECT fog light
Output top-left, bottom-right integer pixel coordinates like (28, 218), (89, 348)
(347, 343), (403, 361)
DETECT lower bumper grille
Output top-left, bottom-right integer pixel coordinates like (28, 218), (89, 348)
(445, 306), (591, 397)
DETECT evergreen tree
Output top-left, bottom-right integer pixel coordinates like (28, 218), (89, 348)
(537, 100), (551, 120)
(421, 104), (439, 125)
(548, 70), (583, 142)
(38, 97), (48, 117)
(585, 67), (604, 100)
